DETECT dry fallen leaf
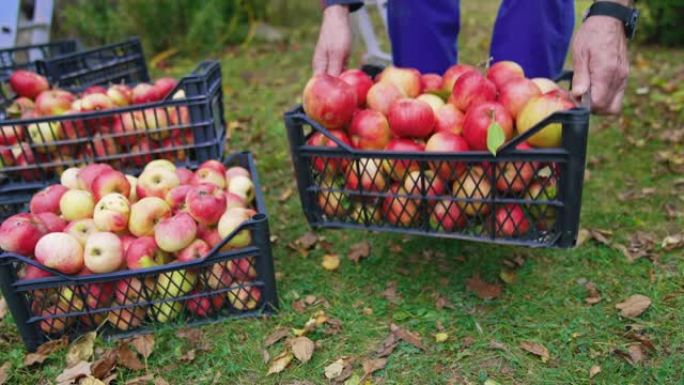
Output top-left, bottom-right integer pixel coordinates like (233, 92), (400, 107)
(124, 374), (154, 385)
(520, 341), (550, 363)
(296, 232), (319, 250)
(324, 358), (353, 382)
(154, 377), (170, 385)
(24, 336), (69, 366)
(499, 269), (517, 284)
(130, 335), (155, 360)
(321, 254), (340, 271)
(382, 281), (402, 304)
(290, 336), (315, 363)
(616, 295), (652, 317)
(661, 233), (684, 250)
(376, 332), (399, 358)
(362, 357), (387, 378)
(91, 350), (117, 381)
(585, 282), (602, 305)
(267, 350), (293, 375)
(348, 241), (371, 263)
(81, 376), (106, 385)
(66, 332), (96, 368)
(434, 294), (455, 310)
(55, 360), (91, 384)
(627, 344), (645, 365)
(278, 186), (294, 203)
(117, 342), (145, 371)
(465, 274), (502, 300)
(264, 327), (290, 347)
(589, 365), (601, 379)
(0, 362), (10, 385)
(434, 332), (449, 343)
(390, 323), (426, 351)
(0, 297), (7, 320)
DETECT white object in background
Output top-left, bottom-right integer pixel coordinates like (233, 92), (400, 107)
(0, 0), (55, 60)
(350, 0), (392, 66)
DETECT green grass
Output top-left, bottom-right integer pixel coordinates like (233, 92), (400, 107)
(1, 1), (683, 384)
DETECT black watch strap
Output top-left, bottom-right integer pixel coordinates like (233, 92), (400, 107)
(586, 2), (640, 39)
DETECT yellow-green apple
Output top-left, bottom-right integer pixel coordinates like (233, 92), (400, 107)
(307, 130), (352, 176)
(64, 218), (98, 246)
(425, 131), (470, 180)
(150, 301), (183, 323)
(35, 89), (75, 116)
(453, 166), (492, 216)
(27, 121), (63, 152)
(35, 232), (84, 274)
(317, 188), (346, 217)
(132, 83), (162, 104)
(340, 69), (373, 106)
(35, 212), (68, 232)
(227, 285), (262, 310)
(0, 213), (46, 254)
(382, 184), (418, 226)
(107, 306), (146, 331)
(112, 111), (144, 145)
(366, 81), (404, 116)
(449, 71), (496, 112)
(60, 189), (95, 220)
(199, 159), (226, 175)
(348, 109), (390, 150)
(382, 139), (425, 181)
(421, 73), (443, 93)
(91, 169), (131, 202)
(486, 60), (525, 89)
(60, 167), (82, 189)
(205, 262), (232, 289)
(441, 64), (477, 93)
(84, 232), (124, 273)
(186, 291), (225, 317)
(177, 239), (210, 263)
(463, 102), (513, 151)
(350, 203), (382, 224)
(115, 277), (154, 304)
(388, 98), (435, 138)
(495, 204), (530, 237)
(186, 184), (227, 225)
(10, 142), (40, 181)
(9, 70), (48, 99)
(493, 142), (535, 193)
(378, 66), (422, 97)
(128, 197), (172, 237)
(125, 236), (168, 269)
(77, 92), (114, 113)
(154, 77), (178, 99)
(40, 305), (71, 334)
(498, 77), (542, 118)
(144, 159), (176, 173)
(107, 84), (132, 107)
(227, 175), (255, 204)
(176, 168), (194, 185)
(0, 122), (25, 144)
(6, 96), (35, 119)
(228, 257), (257, 281)
(531, 78), (560, 94)
(77, 163), (114, 191)
(156, 269), (197, 298)
(137, 166), (180, 199)
(417, 93), (445, 113)
(434, 104), (465, 135)
(125, 175), (138, 202)
(218, 207), (252, 248)
(94, 193), (131, 232)
(154, 212), (197, 252)
(302, 74), (357, 130)
(197, 224), (222, 248)
(430, 199), (466, 231)
(165, 184), (192, 212)
(345, 158), (387, 192)
(516, 94), (576, 148)
(30, 184), (68, 214)
(525, 180), (557, 230)
(191, 167), (226, 189)
(141, 108), (170, 140)
(403, 170), (446, 198)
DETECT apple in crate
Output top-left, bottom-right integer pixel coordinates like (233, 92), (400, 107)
(228, 175), (255, 203)
(382, 139), (425, 181)
(225, 166), (249, 181)
(192, 167), (226, 189)
(84, 232), (124, 273)
(382, 184), (419, 226)
(35, 212), (68, 232)
(425, 131), (470, 180)
(154, 77), (178, 99)
(403, 170), (446, 198)
(531, 78), (560, 94)
(416, 94), (445, 113)
(463, 102), (513, 151)
(108, 306), (146, 331)
(27, 121), (63, 152)
(93, 193), (131, 232)
(228, 257), (257, 281)
(218, 208), (252, 248)
(151, 301), (183, 323)
(132, 83), (162, 104)
(302, 74), (357, 130)
(493, 142), (536, 193)
(430, 199), (466, 231)
(64, 218), (98, 246)
(377, 66), (422, 98)
(366, 81), (404, 116)
(186, 184), (226, 225)
(348, 109), (390, 150)
(155, 212), (197, 253)
(340, 69), (373, 106)
(449, 71), (496, 112)
(129, 197), (172, 237)
(0, 213), (46, 254)
(107, 84), (132, 107)
(176, 168), (194, 185)
(156, 269), (197, 298)
(125, 236), (169, 269)
(177, 239), (211, 263)
(187, 291), (225, 317)
(115, 277), (155, 304)
(227, 285), (262, 311)
(40, 305), (72, 334)
(78, 163), (114, 191)
(36, 89), (75, 116)
(60, 189), (95, 221)
(498, 77), (542, 118)
(486, 61), (525, 89)
(516, 94), (576, 148)
(0, 122), (26, 145)
(9, 70), (49, 99)
(137, 166), (180, 199)
(388, 98), (435, 139)
(421, 73), (443, 93)
(91, 169), (131, 202)
(307, 130), (351, 176)
(35, 232), (84, 274)
(495, 204), (531, 237)
(30, 184), (68, 215)
(453, 166), (492, 216)
(442, 63), (477, 94)
(345, 158), (387, 192)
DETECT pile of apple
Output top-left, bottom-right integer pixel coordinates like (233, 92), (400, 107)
(1, 69), (192, 179)
(301, 61), (572, 237)
(0, 158), (262, 334)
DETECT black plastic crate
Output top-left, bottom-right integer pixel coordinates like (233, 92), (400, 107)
(0, 152), (278, 351)
(0, 58), (226, 195)
(284, 77), (590, 248)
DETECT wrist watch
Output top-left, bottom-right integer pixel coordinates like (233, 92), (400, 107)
(585, 1), (640, 39)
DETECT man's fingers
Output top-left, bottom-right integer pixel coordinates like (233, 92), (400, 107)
(606, 87), (626, 115)
(312, 47), (327, 76)
(326, 51), (345, 76)
(571, 50), (591, 98)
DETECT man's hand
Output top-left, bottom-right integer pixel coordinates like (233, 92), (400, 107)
(313, 5), (352, 76)
(571, 13), (630, 115)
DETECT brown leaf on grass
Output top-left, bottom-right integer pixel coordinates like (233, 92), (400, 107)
(0, 362), (10, 385)
(0, 297), (7, 320)
(278, 186), (294, 203)
(324, 318), (343, 335)
(624, 332), (656, 353)
(613, 231), (657, 263)
(130, 335), (155, 359)
(264, 327), (290, 347)
(176, 328), (211, 352)
(585, 282), (602, 305)
(390, 323), (426, 351)
(659, 128), (684, 144)
(296, 232), (318, 250)
(589, 365), (601, 379)
(66, 332), (96, 368)
(124, 374), (154, 385)
(664, 203), (682, 220)
(24, 336), (69, 366)
(290, 336), (315, 363)
(616, 295), (652, 317)
(520, 341), (550, 363)
(267, 350), (293, 375)
(661, 233), (684, 250)
(292, 300), (307, 313)
(81, 376), (106, 385)
(321, 254), (340, 271)
(616, 344), (646, 366)
(499, 269), (517, 284)
(348, 241), (371, 263)
(434, 294), (455, 310)
(154, 377), (170, 385)
(376, 332), (399, 358)
(90, 350), (117, 380)
(179, 349), (196, 363)
(489, 340), (508, 351)
(381, 281), (402, 304)
(618, 188), (656, 202)
(117, 343), (145, 371)
(465, 273), (502, 300)
(262, 349), (270, 364)
(55, 360), (91, 384)
(362, 357), (387, 378)
(324, 357), (353, 382)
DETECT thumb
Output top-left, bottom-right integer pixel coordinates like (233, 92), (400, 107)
(572, 51), (591, 98)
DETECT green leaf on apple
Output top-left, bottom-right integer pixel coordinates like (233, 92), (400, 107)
(487, 121), (505, 156)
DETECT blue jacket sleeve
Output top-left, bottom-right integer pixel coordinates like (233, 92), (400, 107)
(325, 0), (363, 12)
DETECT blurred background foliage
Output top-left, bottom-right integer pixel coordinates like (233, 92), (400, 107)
(638, 0), (684, 47)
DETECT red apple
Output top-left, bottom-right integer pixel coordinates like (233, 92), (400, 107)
(0, 124), (25, 146)
(225, 192), (247, 210)
(78, 163), (114, 191)
(120, 234), (136, 254)
(302, 74), (357, 130)
(191, 167), (226, 190)
(377, 66), (422, 97)
(517, 94), (576, 148)
(340, 69), (373, 106)
(345, 158), (387, 192)
(307, 130), (352, 175)
(421, 73), (443, 93)
(498, 77), (542, 118)
(449, 71), (497, 112)
(35, 89), (75, 116)
(493, 142), (535, 193)
(382, 184), (418, 226)
(198, 160), (226, 175)
(35, 212), (68, 232)
(403, 170), (446, 197)
(82, 85), (107, 96)
(177, 239), (211, 263)
(425, 131), (470, 180)
(186, 183), (227, 226)
(11, 143), (40, 180)
(228, 257), (257, 281)
(125, 236), (168, 269)
(6, 97), (35, 119)
(434, 104), (465, 135)
(35, 232), (84, 274)
(107, 84), (132, 107)
(388, 98), (435, 139)
(382, 138), (425, 181)
(154, 77), (178, 99)
(495, 204), (530, 237)
(227, 285), (262, 311)
(453, 166), (492, 216)
(165, 184), (193, 212)
(197, 224), (222, 248)
(9, 70), (49, 99)
(129, 139), (154, 167)
(114, 277), (154, 304)
(132, 83), (162, 104)
(348, 109), (390, 150)
(441, 64), (477, 94)
(30, 184), (68, 214)
(91, 169), (131, 202)
(176, 167), (194, 185)
(486, 61), (525, 89)
(430, 199), (466, 231)
(154, 212), (197, 252)
(366, 81), (404, 116)
(186, 291), (224, 317)
(22, 265), (53, 281)
(462, 102), (513, 151)
(78, 268), (114, 309)
(0, 213), (46, 254)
